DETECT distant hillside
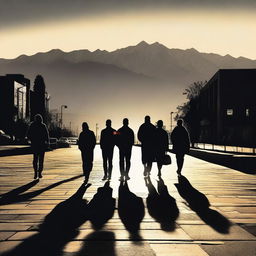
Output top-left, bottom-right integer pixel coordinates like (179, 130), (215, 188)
(1, 41), (256, 130)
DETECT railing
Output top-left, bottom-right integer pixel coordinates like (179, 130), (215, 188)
(193, 143), (256, 155)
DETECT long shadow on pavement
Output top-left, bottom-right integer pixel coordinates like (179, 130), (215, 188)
(0, 179), (39, 197)
(88, 181), (116, 230)
(145, 176), (179, 231)
(0, 174), (83, 205)
(0, 183), (91, 256)
(118, 180), (145, 241)
(175, 175), (231, 233)
(75, 231), (116, 256)
(0, 146), (32, 157)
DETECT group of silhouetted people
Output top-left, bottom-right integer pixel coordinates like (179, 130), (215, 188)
(77, 115), (190, 183)
(27, 114), (190, 183)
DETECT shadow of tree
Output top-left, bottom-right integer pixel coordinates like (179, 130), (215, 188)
(145, 177), (179, 231)
(175, 175), (231, 233)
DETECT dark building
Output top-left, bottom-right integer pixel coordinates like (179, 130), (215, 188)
(0, 74), (49, 141)
(199, 69), (256, 147)
(0, 74), (30, 138)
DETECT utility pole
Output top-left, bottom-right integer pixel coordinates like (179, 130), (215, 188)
(60, 105), (68, 129)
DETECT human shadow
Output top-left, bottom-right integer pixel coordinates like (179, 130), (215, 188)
(75, 231), (116, 256)
(0, 174), (83, 205)
(0, 179), (39, 197)
(118, 180), (145, 240)
(175, 175), (231, 233)
(88, 181), (116, 230)
(1, 183), (91, 256)
(145, 177), (179, 231)
(0, 146), (32, 157)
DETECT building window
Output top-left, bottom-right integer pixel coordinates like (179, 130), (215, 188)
(14, 81), (26, 119)
(226, 109), (233, 116)
(245, 108), (250, 117)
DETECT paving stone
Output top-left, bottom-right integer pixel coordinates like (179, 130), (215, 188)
(64, 240), (156, 256)
(0, 232), (15, 241)
(0, 209), (51, 214)
(180, 224), (256, 240)
(0, 223), (32, 231)
(0, 204), (29, 210)
(150, 244), (210, 256)
(218, 207), (256, 213)
(240, 224), (256, 236)
(7, 231), (38, 240)
(76, 228), (191, 241)
(201, 241), (256, 256)
(231, 219), (256, 224)
(0, 241), (22, 254)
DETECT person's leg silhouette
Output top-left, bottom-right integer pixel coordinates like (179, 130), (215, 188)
(176, 153), (185, 174)
(119, 150), (125, 181)
(33, 153), (39, 179)
(38, 152), (45, 178)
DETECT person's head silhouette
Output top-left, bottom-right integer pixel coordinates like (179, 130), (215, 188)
(157, 120), (163, 128)
(177, 119), (183, 127)
(123, 118), (129, 127)
(82, 122), (89, 131)
(106, 119), (112, 128)
(145, 115), (151, 123)
(34, 114), (43, 123)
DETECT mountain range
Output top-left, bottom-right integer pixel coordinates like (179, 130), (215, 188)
(1, 41), (256, 131)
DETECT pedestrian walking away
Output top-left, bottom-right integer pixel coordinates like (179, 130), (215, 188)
(78, 122), (96, 183)
(137, 115), (156, 177)
(27, 114), (49, 179)
(171, 119), (190, 175)
(116, 118), (134, 181)
(100, 119), (116, 180)
(155, 120), (169, 177)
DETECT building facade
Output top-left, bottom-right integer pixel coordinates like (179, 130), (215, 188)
(198, 69), (256, 147)
(0, 74), (30, 138)
(0, 74), (49, 140)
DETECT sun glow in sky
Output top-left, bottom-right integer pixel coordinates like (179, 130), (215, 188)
(1, 9), (256, 59)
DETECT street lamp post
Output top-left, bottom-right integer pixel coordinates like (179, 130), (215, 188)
(60, 105), (68, 129)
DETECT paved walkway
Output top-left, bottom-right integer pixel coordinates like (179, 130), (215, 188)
(0, 146), (256, 256)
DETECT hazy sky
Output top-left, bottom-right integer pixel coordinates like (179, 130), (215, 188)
(1, 0), (256, 59)
(1, 0), (256, 134)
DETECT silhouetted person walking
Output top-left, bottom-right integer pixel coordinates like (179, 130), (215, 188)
(138, 115), (156, 176)
(155, 120), (169, 177)
(78, 122), (96, 183)
(27, 114), (49, 179)
(116, 118), (134, 181)
(171, 119), (190, 175)
(100, 120), (116, 181)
